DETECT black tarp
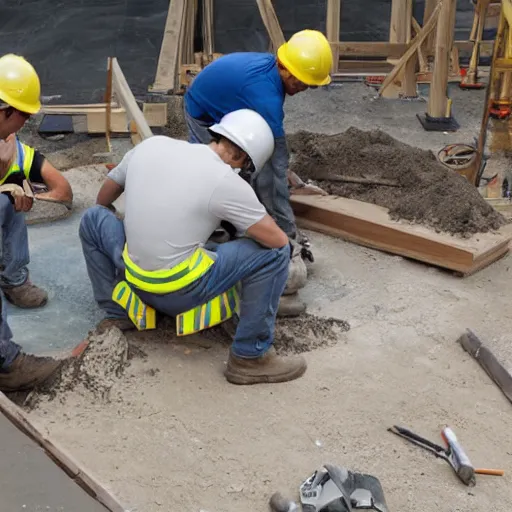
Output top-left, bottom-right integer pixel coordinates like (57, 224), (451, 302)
(0, 0), (480, 103)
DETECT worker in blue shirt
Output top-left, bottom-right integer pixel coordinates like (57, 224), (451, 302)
(184, 29), (333, 241)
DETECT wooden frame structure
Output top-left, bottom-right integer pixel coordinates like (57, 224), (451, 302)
(150, 0), (498, 102)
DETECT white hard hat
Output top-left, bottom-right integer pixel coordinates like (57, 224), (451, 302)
(209, 109), (275, 172)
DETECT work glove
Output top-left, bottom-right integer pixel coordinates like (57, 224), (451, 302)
(297, 232), (314, 263)
(0, 180), (34, 213)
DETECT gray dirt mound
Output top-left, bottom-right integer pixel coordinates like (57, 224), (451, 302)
(202, 314), (350, 354)
(26, 328), (129, 408)
(288, 128), (505, 237)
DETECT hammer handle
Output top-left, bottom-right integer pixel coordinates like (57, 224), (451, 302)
(475, 468), (505, 476)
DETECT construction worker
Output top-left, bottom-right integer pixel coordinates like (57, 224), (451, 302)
(81, 109), (307, 385)
(0, 54), (74, 391)
(184, 29), (332, 241)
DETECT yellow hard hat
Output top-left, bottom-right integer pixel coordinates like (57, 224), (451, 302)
(277, 30), (333, 86)
(0, 54), (41, 114)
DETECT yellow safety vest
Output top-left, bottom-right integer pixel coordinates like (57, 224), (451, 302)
(123, 245), (215, 294)
(0, 137), (35, 185)
(112, 245), (240, 336)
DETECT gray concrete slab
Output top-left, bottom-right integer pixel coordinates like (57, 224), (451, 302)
(0, 411), (108, 511)
(7, 213), (102, 357)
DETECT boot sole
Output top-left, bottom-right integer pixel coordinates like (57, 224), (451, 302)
(224, 362), (307, 385)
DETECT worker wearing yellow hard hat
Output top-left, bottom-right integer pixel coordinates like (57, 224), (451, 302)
(184, 29), (332, 316)
(0, 53), (74, 392)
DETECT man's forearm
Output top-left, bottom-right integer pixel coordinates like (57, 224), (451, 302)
(96, 178), (124, 207)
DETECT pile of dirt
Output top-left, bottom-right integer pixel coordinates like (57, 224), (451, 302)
(26, 328), (129, 407)
(202, 313), (350, 355)
(288, 128), (505, 237)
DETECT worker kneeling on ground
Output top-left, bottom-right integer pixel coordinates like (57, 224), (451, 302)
(81, 109), (307, 385)
(0, 54), (74, 391)
(184, 30), (333, 314)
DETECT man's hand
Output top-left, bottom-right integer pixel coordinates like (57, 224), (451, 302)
(287, 170), (327, 196)
(0, 134), (15, 175)
(14, 194), (33, 212)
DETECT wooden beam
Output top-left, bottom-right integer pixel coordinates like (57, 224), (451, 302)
(412, 17), (429, 72)
(202, 0), (214, 59)
(105, 57), (113, 152)
(337, 42), (408, 58)
(427, 0), (456, 118)
(256, 0), (285, 50)
(152, 0), (186, 93)
(86, 106), (167, 134)
(326, 0), (341, 72)
(379, 1), (442, 96)
(111, 58), (153, 140)
(0, 393), (127, 512)
(389, 0), (411, 44)
(291, 195), (511, 276)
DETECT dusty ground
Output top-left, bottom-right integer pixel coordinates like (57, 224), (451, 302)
(15, 83), (512, 511)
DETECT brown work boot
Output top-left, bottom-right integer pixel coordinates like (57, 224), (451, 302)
(224, 346), (307, 385)
(3, 280), (48, 309)
(96, 317), (135, 334)
(277, 295), (306, 318)
(0, 353), (63, 392)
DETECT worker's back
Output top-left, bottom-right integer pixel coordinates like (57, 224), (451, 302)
(122, 136), (265, 272)
(185, 52), (285, 138)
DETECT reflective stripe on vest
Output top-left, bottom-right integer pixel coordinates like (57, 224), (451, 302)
(0, 138), (35, 185)
(122, 245), (215, 294)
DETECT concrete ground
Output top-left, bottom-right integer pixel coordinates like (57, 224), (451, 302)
(0, 412), (108, 511)
(9, 83), (512, 511)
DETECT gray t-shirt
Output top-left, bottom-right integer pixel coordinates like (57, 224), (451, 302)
(108, 135), (266, 271)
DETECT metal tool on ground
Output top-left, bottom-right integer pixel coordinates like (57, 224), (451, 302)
(389, 425), (504, 486)
(458, 329), (512, 405)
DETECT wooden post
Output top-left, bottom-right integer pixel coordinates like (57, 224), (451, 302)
(423, 0), (439, 57)
(427, 0), (456, 119)
(326, 0), (341, 73)
(385, 0), (416, 98)
(202, 0), (214, 62)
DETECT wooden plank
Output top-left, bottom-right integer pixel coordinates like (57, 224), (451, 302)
(152, 0), (186, 93)
(379, 1), (442, 96)
(0, 392), (127, 512)
(503, 0), (512, 27)
(326, 0), (341, 72)
(338, 60), (393, 72)
(111, 58), (153, 140)
(290, 194), (511, 275)
(337, 42), (408, 58)
(458, 330), (512, 405)
(256, 0), (285, 50)
(87, 106), (167, 134)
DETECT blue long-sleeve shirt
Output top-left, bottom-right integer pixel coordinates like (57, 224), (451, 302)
(184, 53), (286, 138)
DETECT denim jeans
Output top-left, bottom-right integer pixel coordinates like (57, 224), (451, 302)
(79, 206), (290, 358)
(0, 195), (28, 370)
(0, 194), (29, 288)
(183, 105), (297, 238)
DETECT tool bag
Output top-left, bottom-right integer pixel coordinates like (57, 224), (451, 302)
(300, 465), (389, 512)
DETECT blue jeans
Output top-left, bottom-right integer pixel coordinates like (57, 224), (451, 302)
(183, 106), (297, 238)
(79, 206), (290, 358)
(0, 194), (28, 370)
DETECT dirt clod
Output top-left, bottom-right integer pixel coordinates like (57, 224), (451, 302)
(28, 328), (129, 408)
(288, 128), (505, 237)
